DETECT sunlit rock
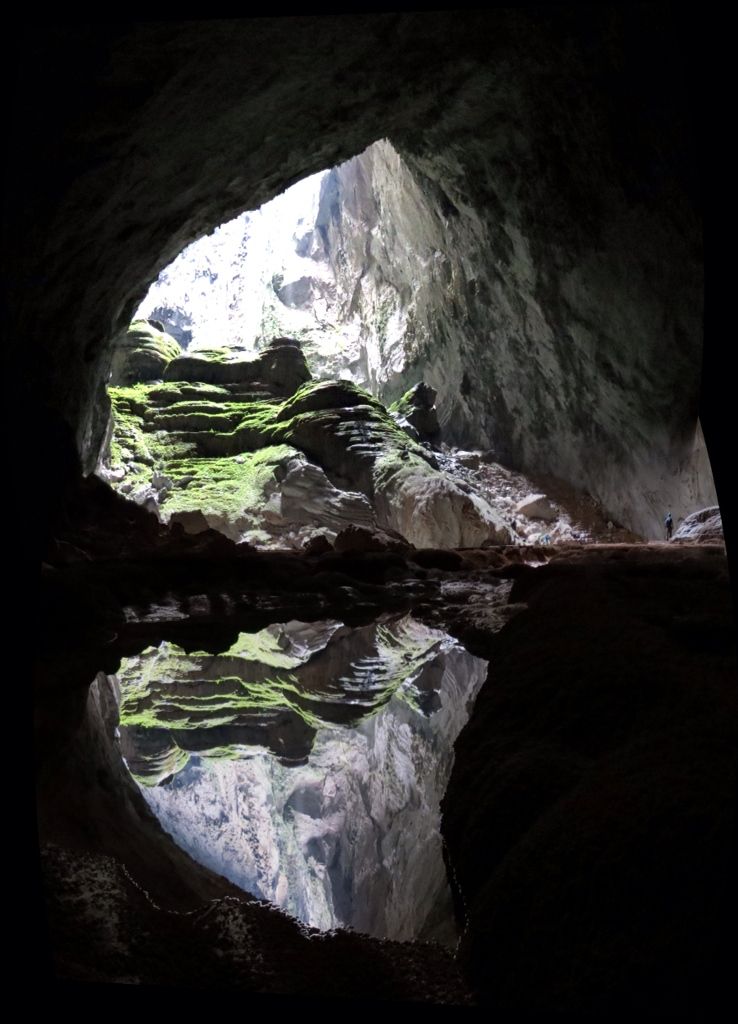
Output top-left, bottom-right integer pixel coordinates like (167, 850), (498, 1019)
(514, 493), (558, 522)
(99, 369), (514, 549)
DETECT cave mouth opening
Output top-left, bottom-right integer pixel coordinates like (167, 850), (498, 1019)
(97, 139), (641, 551)
(110, 610), (494, 945)
(128, 137), (411, 390)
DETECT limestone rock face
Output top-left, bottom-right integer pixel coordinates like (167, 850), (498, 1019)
(390, 382), (441, 442)
(278, 460), (376, 538)
(104, 132), (713, 543)
(99, 364), (513, 550)
(374, 459), (513, 549)
(271, 137), (713, 540)
(672, 506), (724, 544)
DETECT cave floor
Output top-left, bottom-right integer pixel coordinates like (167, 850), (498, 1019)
(36, 499), (736, 1008)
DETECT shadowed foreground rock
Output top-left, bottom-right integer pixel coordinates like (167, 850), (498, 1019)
(442, 544), (737, 1014)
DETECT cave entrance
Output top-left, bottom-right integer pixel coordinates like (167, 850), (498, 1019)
(111, 612), (492, 945)
(129, 138), (410, 390)
(98, 138), (633, 551)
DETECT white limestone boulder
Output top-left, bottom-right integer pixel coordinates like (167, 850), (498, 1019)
(514, 493), (557, 522)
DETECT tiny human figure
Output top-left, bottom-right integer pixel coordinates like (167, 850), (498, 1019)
(664, 512), (673, 541)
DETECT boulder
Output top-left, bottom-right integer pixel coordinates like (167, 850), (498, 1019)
(390, 382), (441, 442)
(514, 493), (557, 522)
(279, 458), (377, 535)
(276, 379), (382, 420)
(109, 320), (182, 385)
(303, 534), (333, 555)
(672, 506), (724, 544)
(168, 509), (211, 535)
(374, 459), (514, 548)
(455, 450), (483, 470)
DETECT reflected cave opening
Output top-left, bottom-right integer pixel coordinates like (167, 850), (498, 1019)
(111, 611), (494, 945)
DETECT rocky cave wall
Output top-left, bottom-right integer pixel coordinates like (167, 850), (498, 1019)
(7, 8), (717, 546)
(311, 121), (710, 539)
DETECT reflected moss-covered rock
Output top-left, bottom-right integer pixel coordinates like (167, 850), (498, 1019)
(126, 615), (492, 944)
(116, 615), (456, 782)
(119, 725), (190, 787)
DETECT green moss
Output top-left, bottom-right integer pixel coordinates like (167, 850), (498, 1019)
(216, 628), (305, 669)
(119, 662), (325, 731)
(102, 369), (434, 527)
(147, 381), (233, 403)
(388, 386), (418, 416)
(117, 618), (453, 779)
(276, 379), (384, 421)
(161, 445), (297, 523)
(103, 385), (202, 488)
(109, 321), (182, 386)
(193, 745), (253, 761)
(127, 319), (182, 363)
(132, 745), (191, 787)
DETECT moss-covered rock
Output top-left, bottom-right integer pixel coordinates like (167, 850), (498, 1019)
(389, 382), (441, 442)
(160, 445), (299, 541)
(109, 319), (182, 385)
(164, 337), (310, 395)
(276, 379), (386, 421)
(101, 364), (510, 549)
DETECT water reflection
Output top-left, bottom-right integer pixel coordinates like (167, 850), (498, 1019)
(115, 613), (490, 944)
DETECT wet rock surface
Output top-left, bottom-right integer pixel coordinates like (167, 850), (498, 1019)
(42, 842), (472, 1004)
(442, 544), (737, 1014)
